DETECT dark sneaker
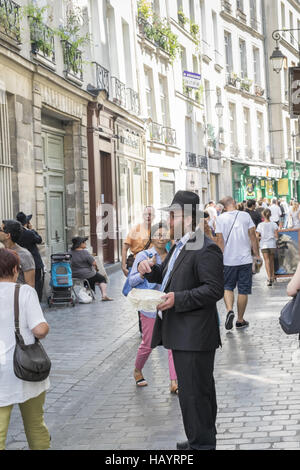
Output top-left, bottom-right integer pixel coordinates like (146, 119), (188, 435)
(267, 279), (272, 286)
(225, 310), (235, 330)
(236, 320), (249, 329)
(176, 441), (191, 450)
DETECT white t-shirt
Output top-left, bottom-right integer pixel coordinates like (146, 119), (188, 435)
(256, 221), (278, 249)
(215, 210), (255, 266)
(0, 283), (50, 407)
(270, 204), (282, 223)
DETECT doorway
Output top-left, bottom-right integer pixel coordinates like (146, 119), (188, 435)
(42, 129), (66, 254)
(100, 151), (115, 264)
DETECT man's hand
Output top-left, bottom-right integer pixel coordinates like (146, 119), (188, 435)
(157, 292), (175, 311)
(138, 259), (154, 276)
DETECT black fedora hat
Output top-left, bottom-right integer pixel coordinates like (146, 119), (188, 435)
(160, 190), (208, 218)
(16, 212), (32, 226)
(71, 236), (88, 250)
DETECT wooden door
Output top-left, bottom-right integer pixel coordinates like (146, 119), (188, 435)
(100, 152), (114, 264)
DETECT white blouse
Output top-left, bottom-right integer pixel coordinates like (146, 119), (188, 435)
(0, 283), (50, 407)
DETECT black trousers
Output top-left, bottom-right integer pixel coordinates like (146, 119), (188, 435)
(172, 349), (217, 450)
(35, 268), (44, 302)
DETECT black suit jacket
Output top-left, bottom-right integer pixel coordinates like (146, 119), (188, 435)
(145, 233), (224, 352)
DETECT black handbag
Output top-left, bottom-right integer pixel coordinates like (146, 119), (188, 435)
(279, 291), (300, 335)
(13, 284), (51, 382)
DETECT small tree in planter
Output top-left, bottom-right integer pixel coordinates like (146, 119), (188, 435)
(190, 21), (200, 46)
(228, 72), (241, 87)
(240, 77), (253, 92)
(137, 0), (152, 20)
(22, 2), (54, 57)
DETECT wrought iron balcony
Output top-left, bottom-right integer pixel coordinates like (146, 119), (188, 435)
(236, 8), (247, 23)
(186, 152), (198, 168)
(126, 88), (140, 115)
(163, 127), (176, 146)
(221, 0), (232, 14)
(111, 76), (126, 108)
(230, 144), (240, 159)
(0, 0), (20, 42)
(137, 16), (170, 55)
(30, 17), (55, 63)
(198, 155), (208, 169)
(149, 122), (163, 143)
(62, 40), (83, 82)
(94, 62), (110, 97)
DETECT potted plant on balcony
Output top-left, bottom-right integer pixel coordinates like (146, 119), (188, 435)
(137, 0), (152, 20)
(22, 2), (53, 57)
(240, 77), (253, 93)
(190, 21), (200, 45)
(228, 72), (240, 87)
(254, 84), (265, 97)
(177, 7), (188, 28)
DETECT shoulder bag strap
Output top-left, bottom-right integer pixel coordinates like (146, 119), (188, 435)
(224, 212), (239, 248)
(14, 284), (25, 345)
(143, 232), (152, 251)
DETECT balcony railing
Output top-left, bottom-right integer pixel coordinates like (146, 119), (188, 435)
(94, 62), (110, 97)
(236, 8), (247, 23)
(30, 17), (55, 63)
(186, 152), (198, 168)
(221, 0), (232, 14)
(149, 122), (163, 143)
(163, 127), (176, 145)
(230, 144), (241, 159)
(111, 77), (126, 108)
(62, 40), (83, 82)
(0, 0), (20, 42)
(126, 88), (140, 115)
(199, 155), (208, 169)
(137, 16), (170, 55)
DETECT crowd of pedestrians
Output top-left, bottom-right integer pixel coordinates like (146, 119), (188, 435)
(2, 192), (300, 451)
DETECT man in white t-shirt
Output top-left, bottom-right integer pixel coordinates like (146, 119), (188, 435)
(270, 199), (282, 225)
(215, 197), (261, 331)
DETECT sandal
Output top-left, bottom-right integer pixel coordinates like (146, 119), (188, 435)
(134, 370), (148, 387)
(102, 296), (113, 301)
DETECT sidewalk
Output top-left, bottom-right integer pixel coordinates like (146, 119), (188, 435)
(6, 268), (300, 450)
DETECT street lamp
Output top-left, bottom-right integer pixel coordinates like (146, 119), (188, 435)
(215, 101), (224, 118)
(270, 29), (300, 74)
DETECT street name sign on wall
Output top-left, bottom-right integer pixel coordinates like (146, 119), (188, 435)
(183, 71), (201, 89)
(289, 67), (300, 118)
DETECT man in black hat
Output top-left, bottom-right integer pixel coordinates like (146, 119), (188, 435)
(16, 212), (44, 301)
(138, 191), (224, 450)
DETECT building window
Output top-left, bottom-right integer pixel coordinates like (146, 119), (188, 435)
(253, 47), (261, 85)
(286, 117), (292, 159)
(289, 11), (294, 45)
(159, 76), (169, 127)
(212, 11), (219, 56)
(189, 0), (195, 22)
(0, 88), (13, 221)
(224, 31), (233, 78)
(239, 39), (247, 79)
(144, 68), (155, 120)
(229, 103), (238, 156)
(237, 0), (244, 11)
(257, 112), (265, 160)
(152, 0), (160, 14)
(200, 0), (206, 41)
(250, 0), (258, 30)
(243, 108), (251, 159)
(281, 3), (286, 37)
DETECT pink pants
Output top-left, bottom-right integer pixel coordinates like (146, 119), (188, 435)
(135, 313), (177, 381)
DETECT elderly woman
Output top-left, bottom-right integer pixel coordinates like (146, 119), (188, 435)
(70, 236), (113, 301)
(0, 248), (50, 450)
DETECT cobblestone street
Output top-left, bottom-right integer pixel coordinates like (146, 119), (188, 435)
(6, 268), (300, 450)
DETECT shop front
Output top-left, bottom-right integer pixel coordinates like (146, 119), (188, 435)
(231, 163), (282, 202)
(284, 161), (300, 201)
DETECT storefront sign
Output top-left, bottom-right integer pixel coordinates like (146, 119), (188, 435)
(289, 67), (300, 118)
(278, 178), (289, 196)
(160, 169), (175, 181)
(249, 166), (282, 179)
(183, 71), (201, 89)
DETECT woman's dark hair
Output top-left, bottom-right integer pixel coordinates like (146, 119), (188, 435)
(0, 248), (20, 278)
(150, 222), (168, 238)
(263, 208), (271, 220)
(2, 219), (22, 243)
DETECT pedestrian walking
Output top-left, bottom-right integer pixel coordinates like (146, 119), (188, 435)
(270, 198), (282, 226)
(70, 237), (113, 301)
(129, 222), (178, 393)
(280, 198), (289, 228)
(0, 220), (35, 288)
(0, 248), (50, 450)
(256, 209), (279, 286)
(215, 197), (262, 330)
(245, 199), (262, 227)
(257, 200), (265, 218)
(138, 191), (224, 451)
(16, 212), (44, 301)
(289, 202), (300, 228)
(122, 206), (155, 334)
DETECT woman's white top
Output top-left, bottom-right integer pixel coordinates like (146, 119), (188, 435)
(256, 221), (278, 249)
(0, 283), (50, 407)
